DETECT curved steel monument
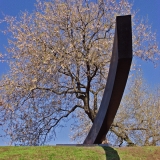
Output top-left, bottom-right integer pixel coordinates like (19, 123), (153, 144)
(84, 15), (133, 144)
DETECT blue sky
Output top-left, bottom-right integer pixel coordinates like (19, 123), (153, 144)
(0, 0), (160, 146)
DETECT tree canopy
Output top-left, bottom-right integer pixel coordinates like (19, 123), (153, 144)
(0, 0), (159, 146)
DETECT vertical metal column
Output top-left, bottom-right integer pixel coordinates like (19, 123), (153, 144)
(84, 15), (132, 144)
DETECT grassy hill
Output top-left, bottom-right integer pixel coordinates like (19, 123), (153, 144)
(0, 146), (160, 160)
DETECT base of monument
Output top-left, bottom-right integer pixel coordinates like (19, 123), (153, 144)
(56, 144), (111, 147)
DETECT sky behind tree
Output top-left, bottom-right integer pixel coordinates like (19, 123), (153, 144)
(0, 0), (160, 146)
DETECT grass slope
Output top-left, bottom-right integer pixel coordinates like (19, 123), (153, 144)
(0, 146), (159, 160)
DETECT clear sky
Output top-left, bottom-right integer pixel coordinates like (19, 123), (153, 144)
(0, 0), (160, 146)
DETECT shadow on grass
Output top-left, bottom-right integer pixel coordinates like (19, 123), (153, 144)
(100, 146), (120, 160)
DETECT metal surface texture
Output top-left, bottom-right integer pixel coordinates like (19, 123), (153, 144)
(83, 15), (133, 144)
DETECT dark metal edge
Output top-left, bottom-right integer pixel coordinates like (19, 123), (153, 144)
(83, 15), (132, 144)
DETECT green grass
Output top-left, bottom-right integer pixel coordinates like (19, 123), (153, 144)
(0, 146), (159, 160)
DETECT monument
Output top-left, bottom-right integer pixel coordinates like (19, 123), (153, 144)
(84, 15), (132, 144)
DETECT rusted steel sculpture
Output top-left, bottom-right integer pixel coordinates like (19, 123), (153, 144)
(84, 15), (133, 144)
